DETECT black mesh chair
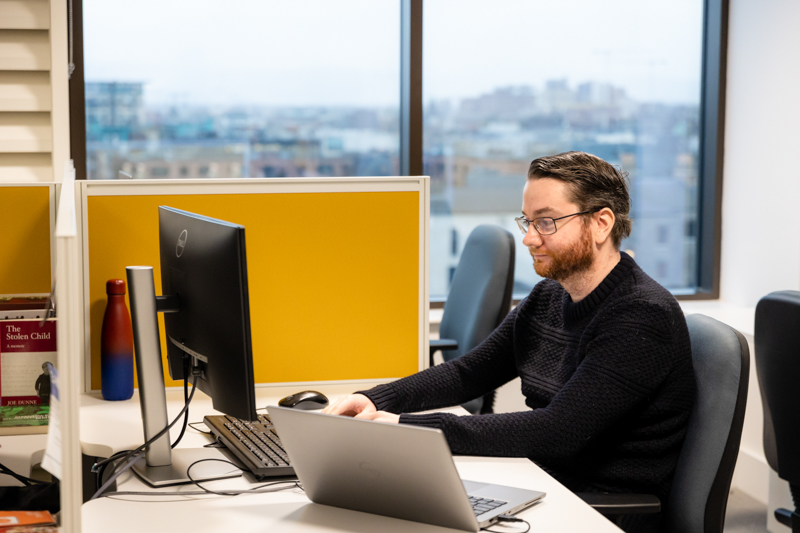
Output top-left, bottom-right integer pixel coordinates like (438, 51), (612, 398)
(580, 313), (750, 533)
(755, 291), (800, 532)
(431, 225), (515, 415)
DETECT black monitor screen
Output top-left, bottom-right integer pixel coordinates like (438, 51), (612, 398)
(158, 206), (257, 421)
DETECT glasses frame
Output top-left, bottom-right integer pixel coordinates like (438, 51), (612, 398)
(515, 209), (598, 236)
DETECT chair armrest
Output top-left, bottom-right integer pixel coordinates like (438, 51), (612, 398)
(430, 338), (459, 351)
(429, 339), (459, 367)
(576, 492), (661, 515)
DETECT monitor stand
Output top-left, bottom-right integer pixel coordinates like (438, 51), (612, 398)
(126, 266), (241, 486)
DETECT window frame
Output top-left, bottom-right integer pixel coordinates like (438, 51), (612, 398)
(68, 0), (727, 301)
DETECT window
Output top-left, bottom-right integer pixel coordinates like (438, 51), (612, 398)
(424, 0), (710, 297)
(81, 0), (400, 180)
(72, 0), (725, 299)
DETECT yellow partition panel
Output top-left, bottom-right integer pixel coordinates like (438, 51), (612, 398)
(0, 186), (51, 295)
(86, 191), (420, 389)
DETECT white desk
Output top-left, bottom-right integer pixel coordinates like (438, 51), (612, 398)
(0, 434), (48, 486)
(80, 386), (622, 533)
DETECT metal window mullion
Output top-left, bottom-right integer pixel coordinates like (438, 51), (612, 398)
(400, 0), (423, 177)
(691, 0), (728, 298)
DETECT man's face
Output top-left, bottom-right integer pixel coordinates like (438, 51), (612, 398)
(521, 178), (595, 282)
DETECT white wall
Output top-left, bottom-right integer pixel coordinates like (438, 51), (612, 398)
(717, 0), (800, 524)
(721, 0), (800, 307)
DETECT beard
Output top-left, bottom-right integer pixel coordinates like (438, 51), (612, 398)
(530, 225), (595, 282)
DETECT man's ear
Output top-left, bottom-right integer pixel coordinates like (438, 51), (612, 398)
(593, 207), (615, 245)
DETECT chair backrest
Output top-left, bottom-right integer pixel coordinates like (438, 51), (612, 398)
(755, 291), (800, 484)
(439, 225), (515, 363)
(664, 314), (750, 533)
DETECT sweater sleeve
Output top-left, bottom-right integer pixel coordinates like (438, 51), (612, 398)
(358, 306), (520, 413)
(398, 307), (682, 464)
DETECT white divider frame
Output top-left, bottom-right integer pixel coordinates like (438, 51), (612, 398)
(55, 161), (82, 533)
(76, 176), (431, 393)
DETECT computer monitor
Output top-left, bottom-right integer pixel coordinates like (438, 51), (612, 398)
(158, 206), (257, 422)
(125, 206), (257, 486)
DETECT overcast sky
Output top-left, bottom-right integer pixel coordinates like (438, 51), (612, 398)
(84, 0), (703, 108)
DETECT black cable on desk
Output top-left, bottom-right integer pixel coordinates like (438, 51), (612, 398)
(170, 354), (191, 449)
(90, 373), (200, 500)
(95, 450), (133, 491)
(185, 458), (302, 496)
(481, 515), (531, 533)
(0, 461), (48, 486)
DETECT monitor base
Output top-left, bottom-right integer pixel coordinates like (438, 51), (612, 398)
(133, 447), (242, 487)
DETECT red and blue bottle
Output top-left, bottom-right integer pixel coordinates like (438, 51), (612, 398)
(101, 279), (134, 401)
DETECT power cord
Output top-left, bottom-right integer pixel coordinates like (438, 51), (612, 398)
(185, 458), (302, 496)
(97, 457), (302, 498)
(90, 372), (200, 500)
(93, 355), (193, 475)
(481, 515), (531, 533)
(188, 422), (213, 436)
(95, 450), (133, 491)
(170, 355), (191, 448)
(0, 461), (48, 486)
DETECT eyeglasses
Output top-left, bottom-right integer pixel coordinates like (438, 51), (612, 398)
(514, 209), (596, 236)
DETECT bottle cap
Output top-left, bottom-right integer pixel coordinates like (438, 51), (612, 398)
(106, 279), (126, 295)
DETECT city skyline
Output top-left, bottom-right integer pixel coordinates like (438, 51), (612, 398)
(84, 75), (700, 294)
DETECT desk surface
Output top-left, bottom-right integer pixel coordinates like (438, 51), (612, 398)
(80, 385), (622, 533)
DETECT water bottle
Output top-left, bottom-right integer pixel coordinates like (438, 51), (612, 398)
(101, 279), (134, 401)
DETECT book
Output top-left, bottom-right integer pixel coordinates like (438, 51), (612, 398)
(0, 319), (56, 435)
(0, 511), (56, 530)
(0, 296), (47, 320)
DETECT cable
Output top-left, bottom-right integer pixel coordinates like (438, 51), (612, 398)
(0, 461), (48, 486)
(186, 459), (301, 496)
(188, 421), (213, 436)
(91, 451), (142, 500)
(90, 374), (200, 500)
(94, 450), (133, 491)
(96, 459), (302, 499)
(170, 355), (191, 449)
(481, 515), (531, 533)
(186, 459), (250, 496)
(99, 481), (302, 498)
(93, 371), (198, 471)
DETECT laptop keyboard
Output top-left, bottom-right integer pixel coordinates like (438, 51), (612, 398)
(469, 496), (507, 516)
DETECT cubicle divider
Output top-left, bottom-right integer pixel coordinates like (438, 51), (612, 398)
(55, 162), (82, 533)
(76, 177), (430, 393)
(0, 182), (55, 296)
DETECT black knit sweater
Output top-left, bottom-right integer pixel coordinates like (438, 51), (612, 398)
(360, 252), (694, 510)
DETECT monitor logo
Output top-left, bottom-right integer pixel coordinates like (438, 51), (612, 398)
(176, 230), (188, 258)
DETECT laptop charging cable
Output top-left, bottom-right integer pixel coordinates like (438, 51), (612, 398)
(482, 515), (531, 533)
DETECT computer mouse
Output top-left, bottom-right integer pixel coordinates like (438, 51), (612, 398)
(278, 390), (329, 410)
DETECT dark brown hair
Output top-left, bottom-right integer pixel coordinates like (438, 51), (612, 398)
(527, 151), (632, 248)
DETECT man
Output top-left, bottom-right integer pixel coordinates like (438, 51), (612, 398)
(323, 151), (694, 533)
(35, 362), (52, 405)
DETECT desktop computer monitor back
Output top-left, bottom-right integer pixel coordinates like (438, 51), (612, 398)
(158, 206), (257, 421)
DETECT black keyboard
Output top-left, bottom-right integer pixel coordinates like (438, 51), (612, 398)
(469, 496), (507, 516)
(203, 413), (295, 478)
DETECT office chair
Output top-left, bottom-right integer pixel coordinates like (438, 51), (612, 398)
(579, 313), (750, 533)
(755, 291), (800, 532)
(431, 225), (515, 415)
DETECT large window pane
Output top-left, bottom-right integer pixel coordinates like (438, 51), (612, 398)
(425, 0), (704, 297)
(84, 0), (400, 180)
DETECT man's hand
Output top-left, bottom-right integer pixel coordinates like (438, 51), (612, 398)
(322, 393), (377, 417)
(354, 411), (400, 424)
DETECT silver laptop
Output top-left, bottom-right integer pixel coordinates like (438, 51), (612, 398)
(268, 406), (545, 532)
